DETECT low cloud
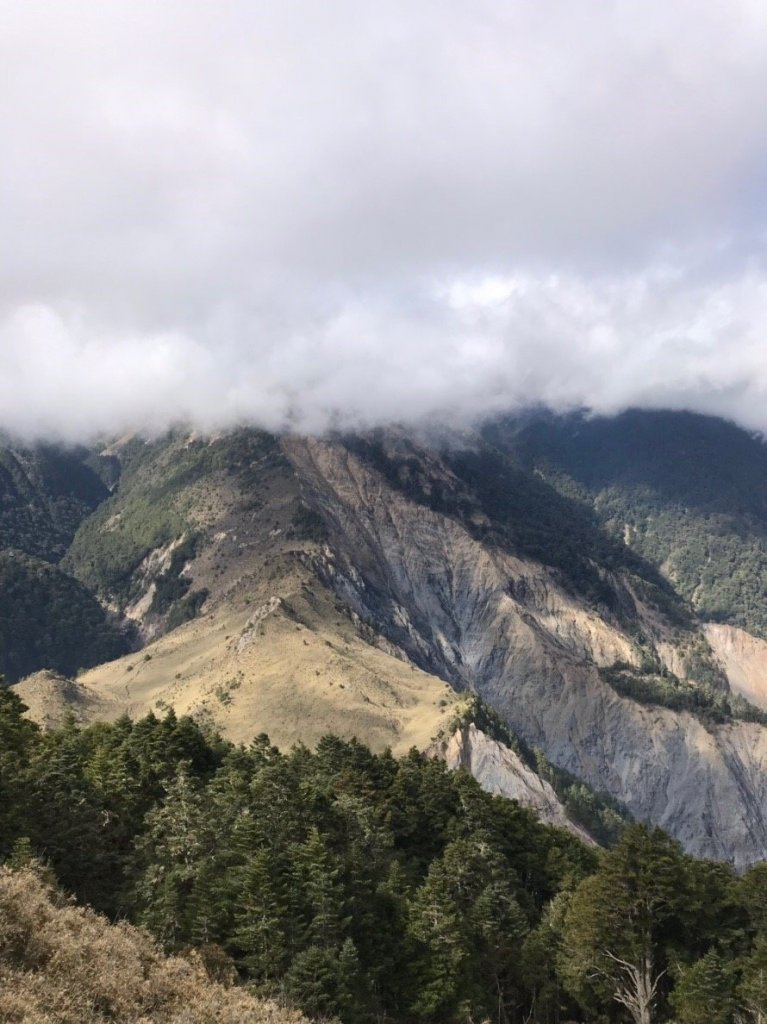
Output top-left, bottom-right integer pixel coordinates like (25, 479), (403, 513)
(3, 1), (767, 441)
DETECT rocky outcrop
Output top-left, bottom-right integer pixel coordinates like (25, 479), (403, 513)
(285, 436), (767, 867)
(440, 723), (594, 844)
(706, 623), (767, 710)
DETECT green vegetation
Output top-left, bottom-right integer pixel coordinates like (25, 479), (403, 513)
(600, 662), (767, 726)
(0, 693), (761, 1023)
(0, 550), (129, 682)
(63, 438), (195, 603)
(0, 442), (108, 562)
(488, 409), (767, 639)
(166, 587), (210, 630)
(64, 429), (282, 608)
(531, 750), (630, 847)
(149, 532), (203, 615)
(289, 500), (330, 543)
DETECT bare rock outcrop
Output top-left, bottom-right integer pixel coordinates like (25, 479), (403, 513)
(706, 623), (767, 710)
(440, 723), (595, 844)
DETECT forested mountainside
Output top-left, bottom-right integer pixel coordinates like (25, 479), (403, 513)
(0, 550), (128, 681)
(8, 411), (767, 864)
(4, 689), (767, 1024)
(0, 441), (128, 680)
(0, 441), (109, 561)
(485, 409), (767, 638)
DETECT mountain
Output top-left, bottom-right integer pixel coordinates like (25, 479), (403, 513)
(11, 411), (767, 864)
(281, 430), (767, 866)
(0, 441), (110, 561)
(485, 409), (767, 638)
(0, 550), (128, 682)
(0, 440), (129, 681)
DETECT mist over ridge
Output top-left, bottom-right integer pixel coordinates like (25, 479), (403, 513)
(3, 0), (767, 442)
(5, 269), (767, 446)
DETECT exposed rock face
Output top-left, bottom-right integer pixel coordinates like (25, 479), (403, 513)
(706, 623), (767, 710)
(440, 723), (594, 844)
(285, 436), (767, 867)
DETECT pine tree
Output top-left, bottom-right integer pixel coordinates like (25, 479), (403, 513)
(284, 938), (366, 1024)
(293, 826), (350, 949)
(471, 876), (529, 1022)
(0, 686), (39, 857)
(738, 936), (767, 1024)
(559, 824), (688, 1024)
(133, 766), (208, 948)
(671, 949), (735, 1024)
(231, 848), (289, 981)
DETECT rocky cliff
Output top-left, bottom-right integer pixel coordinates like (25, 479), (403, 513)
(285, 434), (767, 867)
(439, 722), (595, 843)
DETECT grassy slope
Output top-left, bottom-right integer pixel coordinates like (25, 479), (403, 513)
(19, 585), (459, 754)
(0, 867), (307, 1024)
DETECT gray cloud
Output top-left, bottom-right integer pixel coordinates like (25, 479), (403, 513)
(3, 0), (767, 441)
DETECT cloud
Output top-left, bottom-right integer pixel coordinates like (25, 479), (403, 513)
(2, 0), (767, 441)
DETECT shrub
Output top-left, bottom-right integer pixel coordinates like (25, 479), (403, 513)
(0, 866), (309, 1024)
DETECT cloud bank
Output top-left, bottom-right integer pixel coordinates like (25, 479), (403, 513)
(3, 0), (767, 441)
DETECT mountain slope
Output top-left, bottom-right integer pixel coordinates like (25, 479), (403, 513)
(20, 429), (605, 840)
(35, 589), (460, 755)
(0, 550), (128, 682)
(284, 432), (767, 866)
(0, 867), (307, 1024)
(21, 431), (462, 753)
(486, 409), (767, 637)
(0, 440), (131, 679)
(0, 442), (109, 561)
(18, 414), (767, 865)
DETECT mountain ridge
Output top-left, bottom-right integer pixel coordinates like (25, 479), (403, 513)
(8, 409), (767, 863)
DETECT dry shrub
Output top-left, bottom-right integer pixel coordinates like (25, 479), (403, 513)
(0, 867), (308, 1024)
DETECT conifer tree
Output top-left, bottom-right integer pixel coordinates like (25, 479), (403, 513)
(0, 685), (39, 857)
(231, 848), (289, 981)
(294, 826), (350, 949)
(560, 824), (688, 1024)
(134, 766), (208, 948)
(738, 936), (767, 1024)
(284, 938), (367, 1024)
(671, 949), (735, 1024)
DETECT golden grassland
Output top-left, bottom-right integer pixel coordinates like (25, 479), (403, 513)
(18, 587), (458, 755)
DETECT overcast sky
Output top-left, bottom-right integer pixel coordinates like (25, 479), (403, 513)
(3, 0), (767, 441)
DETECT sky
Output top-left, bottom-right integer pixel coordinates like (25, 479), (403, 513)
(3, 0), (767, 441)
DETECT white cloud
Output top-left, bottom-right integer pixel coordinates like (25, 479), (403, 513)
(2, 0), (767, 440)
